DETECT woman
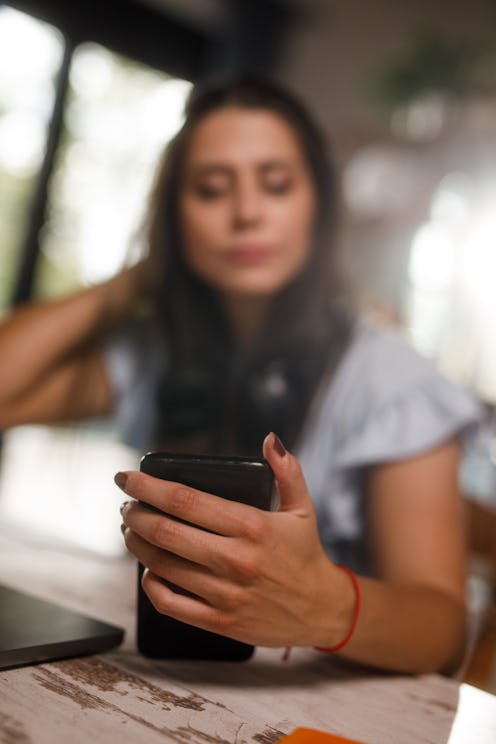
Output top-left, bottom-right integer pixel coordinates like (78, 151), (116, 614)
(0, 78), (480, 674)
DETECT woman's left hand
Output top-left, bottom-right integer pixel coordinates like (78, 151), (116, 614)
(116, 432), (353, 648)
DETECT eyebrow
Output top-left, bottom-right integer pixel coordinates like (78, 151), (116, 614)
(186, 159), (298, 177)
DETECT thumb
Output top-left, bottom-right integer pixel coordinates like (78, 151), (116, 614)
(262, 432), (313, 514)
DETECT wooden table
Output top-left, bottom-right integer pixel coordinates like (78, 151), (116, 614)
(1, 529), (496, 744)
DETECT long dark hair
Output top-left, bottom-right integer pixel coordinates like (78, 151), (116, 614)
(142, 77), (354, 455)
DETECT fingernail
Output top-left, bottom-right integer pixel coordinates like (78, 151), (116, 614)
(272, 433), (287, 458)
(119, 501), (129, 516)
(114, 472), (128, 491)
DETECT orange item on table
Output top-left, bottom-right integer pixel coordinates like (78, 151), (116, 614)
(277, 728), (365, 743)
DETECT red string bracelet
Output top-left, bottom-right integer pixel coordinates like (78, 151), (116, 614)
(315, 565), (361, 654)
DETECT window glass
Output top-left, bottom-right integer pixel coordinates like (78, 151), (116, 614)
(34, 42), (192, 298)
(0, 5), (64, 314)
(0, 28), (192, 555)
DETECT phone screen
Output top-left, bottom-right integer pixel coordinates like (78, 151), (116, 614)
(137, 452), (274, 661)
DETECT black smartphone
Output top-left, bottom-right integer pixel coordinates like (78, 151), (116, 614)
(137, 452), (274, 661)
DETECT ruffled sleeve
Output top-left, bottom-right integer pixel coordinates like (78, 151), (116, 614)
(300, 321), (482, 472)
(296, 321), (482, 570)
(334, 363), (480, 468)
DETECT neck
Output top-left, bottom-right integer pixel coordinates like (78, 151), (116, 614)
(221, 294), (271, 355)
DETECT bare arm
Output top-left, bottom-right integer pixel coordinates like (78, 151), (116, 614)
(0, 265), (147, 429)
(341, 437), (467, 673)
(118, 433), (468, 675)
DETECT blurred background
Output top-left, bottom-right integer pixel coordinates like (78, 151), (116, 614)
(1, 0), (496, 693)
(1, 0), (495, 570)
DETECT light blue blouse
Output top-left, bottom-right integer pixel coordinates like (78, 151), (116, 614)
(294, 321), (480, 572)
(104, 319), (481, 574)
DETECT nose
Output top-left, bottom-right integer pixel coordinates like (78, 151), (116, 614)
(232, 179), (262, 228)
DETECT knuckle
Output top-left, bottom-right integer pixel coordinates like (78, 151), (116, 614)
(143, 573), (174, 616)
(151, 515), (179, 546)
(217, 582), (245, 612)
(169, 485), (197, 515)
(229, 551), (261, 584)
(153, 592), (173, 616)
(146, 551), (167, 578)
(240, 511), (267, 543)
(214, 611), (240, 636)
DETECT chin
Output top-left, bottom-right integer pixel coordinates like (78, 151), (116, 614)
(219, 279), (289, 299)
(215, 268), (299, 298)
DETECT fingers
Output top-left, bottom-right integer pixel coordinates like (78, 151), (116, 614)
(120, 494), (270, 584)
(262, 432), (313, 513)
(132, 542), (252, 642)
(117, 437), (325, 648)
(115, 470), (265, 538)
(121, 497), (229, 570)
(142, 569), (235, 639)
(123, 527), (223, 604)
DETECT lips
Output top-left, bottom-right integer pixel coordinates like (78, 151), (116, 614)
(225, 245), (274, 265)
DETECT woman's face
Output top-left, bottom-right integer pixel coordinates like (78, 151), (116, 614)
(179, 106), (316, 300)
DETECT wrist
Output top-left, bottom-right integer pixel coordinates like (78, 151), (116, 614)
(313, 563), (361, 651)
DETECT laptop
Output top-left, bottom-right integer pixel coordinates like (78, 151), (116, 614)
(0, 583), (124, 671)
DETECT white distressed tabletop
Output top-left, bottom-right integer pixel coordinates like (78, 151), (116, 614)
(1, 529), (495, 744)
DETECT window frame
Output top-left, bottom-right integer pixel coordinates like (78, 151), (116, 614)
(3, 0), (211, 304)
(2, 0), (293, 304)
